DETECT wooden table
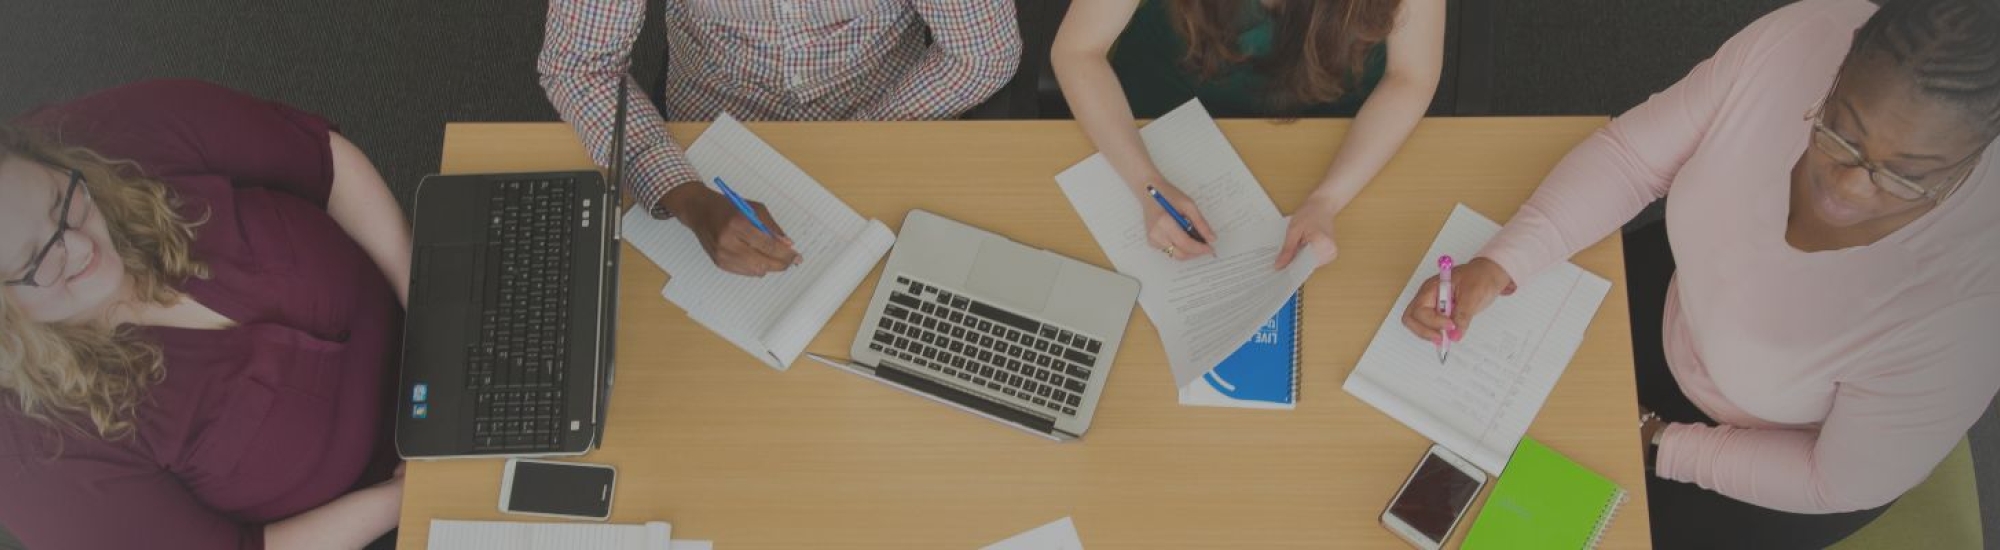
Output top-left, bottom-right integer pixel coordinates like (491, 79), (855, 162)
(399, 117), (1651, 549)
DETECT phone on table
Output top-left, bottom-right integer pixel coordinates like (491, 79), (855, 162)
(499, 458), (617, 521)
(1381, 444), (1488, 550)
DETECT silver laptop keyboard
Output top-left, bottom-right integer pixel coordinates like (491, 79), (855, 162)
(870, 275), (1104, 417)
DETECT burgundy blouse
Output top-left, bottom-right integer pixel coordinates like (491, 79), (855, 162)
(0, 80), (402, 549)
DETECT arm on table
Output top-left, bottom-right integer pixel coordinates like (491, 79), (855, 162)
(1278, 0), (1445, 269)
(1050, 0), (1217, 260)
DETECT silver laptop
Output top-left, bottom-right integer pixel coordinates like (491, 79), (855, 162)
(814, 210), (1140, 441)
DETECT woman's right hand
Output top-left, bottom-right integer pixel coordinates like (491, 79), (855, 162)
(1402, 257), (1517, 343)
(1141, 181), (1218, 261)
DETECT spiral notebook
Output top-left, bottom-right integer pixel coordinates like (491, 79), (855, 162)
(1177, 292), (1300, 409)
(1462, 438), (1627, 550)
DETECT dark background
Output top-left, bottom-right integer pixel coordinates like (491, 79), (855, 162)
(1, 0), (1991, 546)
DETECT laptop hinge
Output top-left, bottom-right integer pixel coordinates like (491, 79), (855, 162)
(808, 354), (1065, 439)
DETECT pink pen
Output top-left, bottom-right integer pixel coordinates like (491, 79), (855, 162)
(1437, 255), (1455, 363)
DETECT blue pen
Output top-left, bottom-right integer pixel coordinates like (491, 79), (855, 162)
(712, 177), (773, 236)
(1147, 186), (1208, 244)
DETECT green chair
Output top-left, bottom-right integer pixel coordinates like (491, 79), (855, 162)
(1829, 437), (1983, 550)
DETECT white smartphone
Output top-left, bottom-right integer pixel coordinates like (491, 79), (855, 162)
(1381, 444), (1488, 550)
(498, 458), (617, 521)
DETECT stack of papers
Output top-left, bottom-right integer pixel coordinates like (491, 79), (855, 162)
(1342, 204), (1612, 475)
(1054, 100), (1319, 390)
(623, 114), (895, 370)
(426, 519), (710, 550)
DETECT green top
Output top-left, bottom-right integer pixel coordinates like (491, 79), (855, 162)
(1111, 0), (1387, 118)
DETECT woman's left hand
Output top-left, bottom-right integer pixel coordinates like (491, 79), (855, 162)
(1277, 195), (1342, 269)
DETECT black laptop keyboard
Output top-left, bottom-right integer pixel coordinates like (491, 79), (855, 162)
(869, 275), (1104, 417)
(467, 179), (578, 451)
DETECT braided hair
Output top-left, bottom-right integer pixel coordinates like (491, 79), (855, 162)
(1850, 0), (2000, 136)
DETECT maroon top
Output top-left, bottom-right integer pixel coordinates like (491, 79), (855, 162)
(0, 80), (402, 550)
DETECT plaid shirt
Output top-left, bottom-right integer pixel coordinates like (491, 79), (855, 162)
(539, 0), (1020, 215)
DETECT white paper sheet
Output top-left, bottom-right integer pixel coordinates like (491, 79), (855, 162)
(982, 517), (1084, 550)
(622, 113), (894, 370)
(1341, 204), (1612, 475)
(668, 541), (712, 550)
(427, 519), (671, 550)
(1055, 100), (1317, 388)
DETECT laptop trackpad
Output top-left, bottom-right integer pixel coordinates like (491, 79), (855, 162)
(964, 238), (1059, 312)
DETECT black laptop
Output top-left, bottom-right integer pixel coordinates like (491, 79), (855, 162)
(395, 82), (630, 458)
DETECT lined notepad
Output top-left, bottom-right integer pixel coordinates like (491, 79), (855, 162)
(623, 114), (895, 370)
(1462, 438), (1627, 550)
(1055, 100), (1318, 389)
(1342, 205), (1611, 475)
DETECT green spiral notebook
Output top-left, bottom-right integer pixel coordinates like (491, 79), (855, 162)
(1462, 438), (1627, 550)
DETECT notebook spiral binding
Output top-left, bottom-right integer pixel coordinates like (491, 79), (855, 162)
(1584, 488), (1630, 549)
(1288, 291), (1302, 404)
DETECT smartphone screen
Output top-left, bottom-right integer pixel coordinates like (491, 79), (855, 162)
(1388, 452), (1483, 544)
(504, 460), (615, 519)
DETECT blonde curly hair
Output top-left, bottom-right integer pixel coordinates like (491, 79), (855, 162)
(0, 123), (207, 440)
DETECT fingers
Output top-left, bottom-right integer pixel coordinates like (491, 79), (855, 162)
(1181, 201), (1219, 245)
(1275, 225), (1306, 269)
(1402, 277), (1449, 342)
(747, 202), (801, 266)
(1150, 221), (1211, 260)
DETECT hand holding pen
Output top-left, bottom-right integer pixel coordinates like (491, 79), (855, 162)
(1402, 257), (1518, 356)
(1143, 183), (1217, 261)
(658, 177), (801, 277)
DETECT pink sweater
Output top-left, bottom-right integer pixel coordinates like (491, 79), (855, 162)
(1479, 0), (2000, 514)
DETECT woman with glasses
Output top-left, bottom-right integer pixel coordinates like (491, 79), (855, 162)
(1402, 0), (1997, 546)
(0, 80), (410, 549)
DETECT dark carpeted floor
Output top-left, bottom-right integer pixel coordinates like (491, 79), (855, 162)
(1, 1), (1993, 547)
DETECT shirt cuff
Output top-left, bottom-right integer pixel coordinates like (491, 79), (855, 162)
(628, 145), (702, 219)
(1654, 422), (1702, 482)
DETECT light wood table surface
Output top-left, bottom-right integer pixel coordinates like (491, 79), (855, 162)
(399, 117), (1651, 549)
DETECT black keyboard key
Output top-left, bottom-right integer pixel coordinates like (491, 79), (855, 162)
(951, 297), (969, 309)
(920, 302), (936, 315)
(1037, 355), (1053, 368)
(1065, 363), (1091, 379)
(979, 335), (996, 348)
(895, 337), (911, 349)
(1041, 327), (1058, 339)
(885, 305), (909, 320)
(1063, 347), (1096, 365)
(889, 293), (922, 310)
(921, 317), (938, 330)
(1035, 341), (1050, 352)
(1066, 394), (1082, 407)
(1034, 370), (1050, 382)
(979, 365), (995, 378)
(1085, 339), (1102, 353)
(977, 320), (993, 332)
(878, 317), (894, 330)
(875, 330), (896, 345)
(969, 300), (1040, 334)
(951, 326), (967, 339)
(1063, 378), (1086, 393)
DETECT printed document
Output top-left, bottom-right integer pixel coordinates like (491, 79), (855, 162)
(1055, 100), (1317, 388)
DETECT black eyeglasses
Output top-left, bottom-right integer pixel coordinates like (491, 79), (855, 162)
(5, 169), (89, 288)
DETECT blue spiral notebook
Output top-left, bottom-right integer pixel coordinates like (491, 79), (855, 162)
(1178, 292), (1300, 409)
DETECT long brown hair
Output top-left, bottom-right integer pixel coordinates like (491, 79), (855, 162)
(1169, 0), (1400, 110)
(0, 123), (207, 440)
